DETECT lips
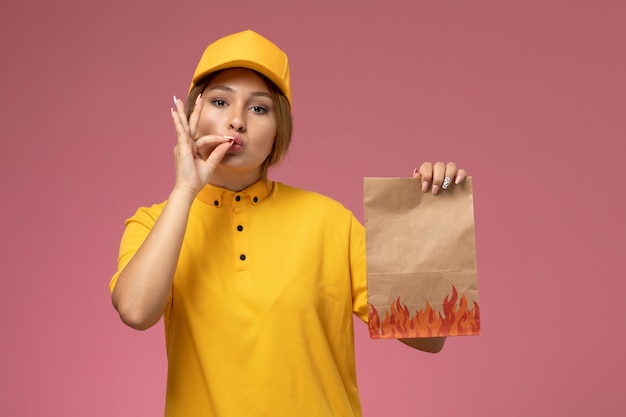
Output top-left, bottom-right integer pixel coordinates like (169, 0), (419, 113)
(227, 135), (243, 152)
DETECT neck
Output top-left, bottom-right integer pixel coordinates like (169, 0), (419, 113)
(209, 168), (264, 192)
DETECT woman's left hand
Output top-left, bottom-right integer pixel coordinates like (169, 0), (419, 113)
(412, 162), (467, 195)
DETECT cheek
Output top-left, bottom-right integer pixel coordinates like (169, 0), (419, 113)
(262, 125), (278, 152)
(196, 110), (216, 136)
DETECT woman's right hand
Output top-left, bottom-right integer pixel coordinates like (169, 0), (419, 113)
(170, 95), (233, 196)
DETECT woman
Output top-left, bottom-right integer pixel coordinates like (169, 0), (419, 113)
(110, 29), (466, 417)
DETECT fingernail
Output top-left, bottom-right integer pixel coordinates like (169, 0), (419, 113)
(223, 135), (235, 141)
(413, 168), (419, 177)
(422, 181), (429, 192)
(173, 96), (178, 106)
(442, 177), (451, 190)
(432, 185), (440, 195)
(195, 94), (202, 104)
(455, 176), (462, 184)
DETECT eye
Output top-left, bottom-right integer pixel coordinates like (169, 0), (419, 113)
(250, 105), (268, 114)
(212, 99), (227, 107)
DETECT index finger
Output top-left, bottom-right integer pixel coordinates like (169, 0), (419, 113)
(415, 162), (433, 193)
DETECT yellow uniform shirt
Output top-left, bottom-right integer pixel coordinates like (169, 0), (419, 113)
(110, 180), (369, 417)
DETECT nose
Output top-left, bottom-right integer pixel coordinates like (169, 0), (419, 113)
(228, 106), (246, 133)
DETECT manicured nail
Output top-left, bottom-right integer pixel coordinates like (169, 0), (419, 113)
(432, 185), (440, 195)
(195, 94), (202, 104)
(422, 181), (429, 192)
(173, 96), (178, 106)
(413, 168), (420, 177)
(442, 177), (451, 190)
(223, 135), (235, 141)
(455, 176), (462, 184)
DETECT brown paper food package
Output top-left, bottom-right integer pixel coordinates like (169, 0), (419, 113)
(364, 177), (480, 339)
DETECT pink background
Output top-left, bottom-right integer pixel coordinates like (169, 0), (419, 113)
(1, 0), (624, 416)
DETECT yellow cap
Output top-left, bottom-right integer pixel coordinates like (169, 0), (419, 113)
(189, 30), (291, 106)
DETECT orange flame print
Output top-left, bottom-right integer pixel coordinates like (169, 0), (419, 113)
(369, 285), (480, 338)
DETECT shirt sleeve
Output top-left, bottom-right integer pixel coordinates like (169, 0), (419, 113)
(108, 204), (164, 293)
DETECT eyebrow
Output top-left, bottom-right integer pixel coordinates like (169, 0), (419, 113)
(206, 85), (271, 99)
